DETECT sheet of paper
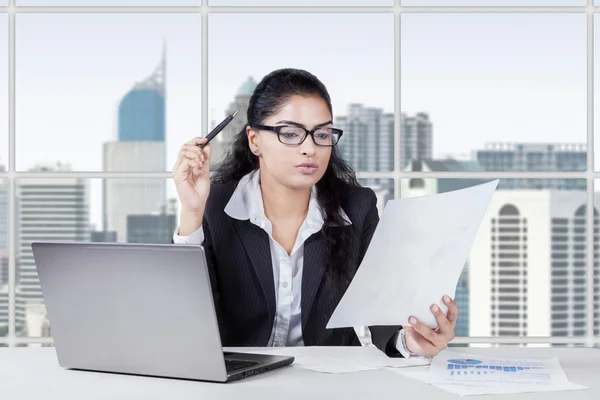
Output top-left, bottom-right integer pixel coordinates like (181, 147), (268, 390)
(224, 346), (430, 373)
(426, 350), (574, 385)
(389, 365), (588, 397)
(327, 179), (499, 329)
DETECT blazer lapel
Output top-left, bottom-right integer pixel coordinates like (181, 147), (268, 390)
(232, 219), (276, 318)
(301, 232), (326, 328)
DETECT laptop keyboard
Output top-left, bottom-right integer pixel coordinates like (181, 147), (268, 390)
(225, 359), (259, 373)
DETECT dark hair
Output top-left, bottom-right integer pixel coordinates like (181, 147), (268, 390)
(212, 68), (360, 281)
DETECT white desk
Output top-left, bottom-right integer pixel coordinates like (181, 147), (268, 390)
(2, 347), (599, 399)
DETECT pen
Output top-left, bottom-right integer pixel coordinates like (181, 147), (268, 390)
(198, 109), (239, 149)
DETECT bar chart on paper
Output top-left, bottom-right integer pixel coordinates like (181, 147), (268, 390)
(445, 358), (551, 383)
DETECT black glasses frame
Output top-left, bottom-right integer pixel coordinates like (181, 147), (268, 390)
(252, 124), (343, 147)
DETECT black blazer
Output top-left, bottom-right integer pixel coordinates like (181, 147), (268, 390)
(175, 180), (403, 357)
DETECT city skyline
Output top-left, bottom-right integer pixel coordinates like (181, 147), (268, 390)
(3, 8), (600, 339)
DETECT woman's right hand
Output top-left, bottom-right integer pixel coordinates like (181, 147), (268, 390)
(173, 137), (211, 214)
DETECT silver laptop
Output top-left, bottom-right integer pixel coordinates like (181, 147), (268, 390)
(31, 241), (294, 383)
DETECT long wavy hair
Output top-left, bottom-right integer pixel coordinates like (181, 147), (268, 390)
(212, 68), (360, 281)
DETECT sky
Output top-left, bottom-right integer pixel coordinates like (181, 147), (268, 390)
(0, 14), (6, 166)
(209, 0), (392, 5)
(0, 11), (599, 229)
(14, 13), (201, 172)
(16, 1), (200, 5)
(208, 13), (394, 128)
(401, 12), (587, 161)
(402, 1), (585, 5)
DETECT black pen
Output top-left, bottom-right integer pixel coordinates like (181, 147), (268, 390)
(198, 109), (239, 149)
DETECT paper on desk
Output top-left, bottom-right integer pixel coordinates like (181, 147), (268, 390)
(389, 365), (587, 397)
(388, 350), (587, 397)
(427, 350), (576, 385)
(226, 346), (430, 374)
(327, 179), (499, 330)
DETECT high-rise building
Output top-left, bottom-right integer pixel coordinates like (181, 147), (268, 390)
(0, 285), (7, 335)
(0, 252), (7, 286)
(127, 213), (177, 244)
(400, 113), (433, 170)
(103, 142), (165, 242)
(476, 143), (587, 190)
(454, 265), (470, 337)
(211, 76), (257, 166)
(0, 180), (7, 251)
(16, 163), (91, 335)
(469, 190), (600, 337)
(90, 230), (117, 243)
(117, 43), (166, 143)
(103, 46), (167, 241)
(337, 104), (395, 205)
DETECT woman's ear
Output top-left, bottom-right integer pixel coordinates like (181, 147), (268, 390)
(246, 125), (259, 155)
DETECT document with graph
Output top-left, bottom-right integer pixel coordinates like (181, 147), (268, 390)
(426, 350), (573, 386)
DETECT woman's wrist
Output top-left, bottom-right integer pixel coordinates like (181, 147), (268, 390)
(179, 209), (204, 236)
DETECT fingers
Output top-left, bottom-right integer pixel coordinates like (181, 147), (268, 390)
(409, 315), (449, 351)
(186, 137), (207, 147)
(408, 316), (438, 345)
(431, 303), (455, 341)
(444, 295), (459, 328)
(409, 330), (440, 358)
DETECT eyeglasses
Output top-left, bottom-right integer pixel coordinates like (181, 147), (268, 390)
(252, 124), (343, 147)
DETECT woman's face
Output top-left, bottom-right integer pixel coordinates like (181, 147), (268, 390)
(247, 95), (334, 190)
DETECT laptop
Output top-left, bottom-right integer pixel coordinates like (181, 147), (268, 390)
(31, 241), (294, 383)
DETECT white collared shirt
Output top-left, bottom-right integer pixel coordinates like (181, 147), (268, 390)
(173, 169), (411, 356)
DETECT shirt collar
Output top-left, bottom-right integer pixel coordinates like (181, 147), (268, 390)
(224, 169), (351, 227)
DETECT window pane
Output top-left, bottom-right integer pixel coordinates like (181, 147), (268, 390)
(16, 177), (179, 337)
(16, 14), (201, 172)
(593, 180), (600, 337)
(208, 13), (394, 172)
(210, 0), (392, 5)
(400, 175), (588, 337)
(0, 179), (6, 337)
(0, 14), (6, 169)
(17, 1), (200, 5)
(594, 15), (600, 170)
(401, 14), (586, 171)
(402, 1), (585, 5)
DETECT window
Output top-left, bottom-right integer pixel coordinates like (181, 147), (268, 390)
(0, 1), (598, 348)
(15, 13), (201, 172)
(403, 179), (592, 338)
(0, 14), (5, 166)
(402, 13), (585, 172)
(402, 1), (584, 5)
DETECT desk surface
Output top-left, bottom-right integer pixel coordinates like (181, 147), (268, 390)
(2, 346), (600, 400)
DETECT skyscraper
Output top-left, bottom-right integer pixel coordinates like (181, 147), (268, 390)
(337, 104), (395, 204)
(476, 142), (587, 190)
(0, 179), (7, 251)
(127, 213), (177, 244)
(469, 190), (600, 337)
(117, 43), (166, 143)
(211, 76), (257, 166)
(104, 46), (167, 241)
(16, 163), (91, 335)
(400, 113), (433, 170)
(103, 142), (165, 242)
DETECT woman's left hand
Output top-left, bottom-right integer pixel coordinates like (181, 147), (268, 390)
(404, 295), (458, 358)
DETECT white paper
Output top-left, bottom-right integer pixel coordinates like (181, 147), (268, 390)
(389, 365), (588, 397)
(224, 346), (430, 374)
(426, 350), (573, 385)
(327, 179), (499, 329)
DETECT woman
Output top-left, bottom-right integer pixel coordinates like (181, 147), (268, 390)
(172, 68), (458, 358)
